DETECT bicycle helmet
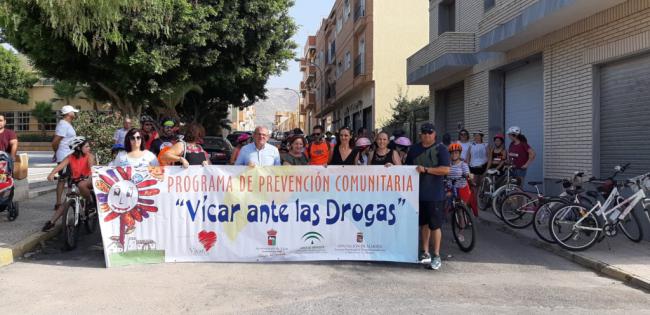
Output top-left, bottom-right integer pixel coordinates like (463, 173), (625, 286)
(493, 133), (505, 141)
(355, 137), (371, 147)
(140, 115), (154, 123)
(69, 136), (87, 151)
(507, 126), (521, 135)
(448, 143), (462, 152)
(394, 137), (412, 147)
(237, 133), (250, 144)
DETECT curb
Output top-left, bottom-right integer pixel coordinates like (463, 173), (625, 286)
(477, 216), (650, 292)
(0, 224), (62, 267)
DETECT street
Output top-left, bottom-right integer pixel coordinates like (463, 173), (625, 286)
(1, 220), (648, 314)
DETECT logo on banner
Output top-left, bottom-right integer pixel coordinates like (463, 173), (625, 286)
(198, 230), (218, 252)
(356, 232), (364, 243)
(267, 229), (278, 246)
(302, 231), (324, 245)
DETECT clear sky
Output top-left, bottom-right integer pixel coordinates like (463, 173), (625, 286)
(266, 0), (335, 90)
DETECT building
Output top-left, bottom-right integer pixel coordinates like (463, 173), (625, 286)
(229, 104), (256, 132)
(299, 0), (430, 133)
(407, 0), (650, 190)
(274, 111), (301, 133)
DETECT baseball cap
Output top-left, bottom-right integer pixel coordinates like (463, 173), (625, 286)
(420, 123), (435, 133)
(162, 120), (175, 127)
(60, 105), (79, 115)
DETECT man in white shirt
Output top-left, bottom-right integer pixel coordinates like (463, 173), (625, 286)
(51, 105), (78, 209)
(113, 117), (132, 145)
(235, 126), (281, 166)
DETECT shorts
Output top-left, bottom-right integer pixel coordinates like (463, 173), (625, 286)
(57, 162), (71, 181)
(511, 168), (527, 178)
(419, 201), (445, 230)
(470, 164), (487, 175)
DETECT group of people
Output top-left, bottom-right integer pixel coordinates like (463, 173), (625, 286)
(36, 104), (535, 272)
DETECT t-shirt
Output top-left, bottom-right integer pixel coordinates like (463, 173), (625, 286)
(113, 128), (129, 146)
(459, 141), (471, 161)
(55, 120), (76, 162)
(405, 142), (450, 202)
(110, 150), (159, 167)
(469, 142), (488, 167)
(448, 161), (470, 188)
(151, 136), (178, 157)
(509, 142), (531, 169)
(0, 129), (17, 153)
(307, 141), (330, 165)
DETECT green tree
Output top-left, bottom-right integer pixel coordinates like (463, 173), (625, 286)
(74, 111), (123, 165)
(1, 0), (297, 118)
(0, 46), (38, 104)
(31, 101), (56, 136)
(51, 80), (82, 104)
(381, 93), (432, 129)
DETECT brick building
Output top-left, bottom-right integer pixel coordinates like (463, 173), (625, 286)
(299, 0), (430, 133)
(407, 0), (650, 189)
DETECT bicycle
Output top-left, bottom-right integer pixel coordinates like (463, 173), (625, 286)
(477, 163), (520, 219)
(549, 165), (648, 251)
(499, 172), (596, 243)
(445, 177), (477, 252)
(58, 176), (98, 250)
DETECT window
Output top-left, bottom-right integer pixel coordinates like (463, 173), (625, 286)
(355, 37), (365, 77)
(355, 0), (365, 21)
(13, 112), (31, 131)
(438, 0), (456, 35)
(328, 41), (336, 64)
(484, 0), (496, 11)
(336, 61), (343, 78)
(344, 51), (351, 70)
(344, 0), (351, 22)
(336, 15), (343, 34)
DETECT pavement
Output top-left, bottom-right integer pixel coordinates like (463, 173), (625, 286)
(478, 210), (650, 291)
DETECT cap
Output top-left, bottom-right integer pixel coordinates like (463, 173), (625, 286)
(237, 133), (250, 143)
(60, 105), (79, 115)
(162, 120), (175, 127)
(420, 123), (435, 133)
(355, 137), (371, 147)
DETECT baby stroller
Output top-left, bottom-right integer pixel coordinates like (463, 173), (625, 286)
(0, 152), (19, 221)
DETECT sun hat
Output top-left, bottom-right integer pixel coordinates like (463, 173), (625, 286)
(60, 105), (79, 115)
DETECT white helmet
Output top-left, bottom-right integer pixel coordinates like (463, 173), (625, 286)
(507, 126), (521, 135)
(69, 136), (87, 151)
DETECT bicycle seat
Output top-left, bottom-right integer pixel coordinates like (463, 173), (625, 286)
(528, 181), (543, 186)
(487, 169), (499, 175)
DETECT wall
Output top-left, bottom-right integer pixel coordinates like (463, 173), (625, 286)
(373, 0), (429, 129)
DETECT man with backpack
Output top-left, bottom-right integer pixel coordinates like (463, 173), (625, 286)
(306, 125), (330, 165)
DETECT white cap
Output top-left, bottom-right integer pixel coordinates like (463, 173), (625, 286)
(60, 105), (79, 115)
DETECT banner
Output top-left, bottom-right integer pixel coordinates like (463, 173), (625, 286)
(91, 165), (419, 267)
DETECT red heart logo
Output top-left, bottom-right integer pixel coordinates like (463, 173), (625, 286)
(198, 230), (217, 252)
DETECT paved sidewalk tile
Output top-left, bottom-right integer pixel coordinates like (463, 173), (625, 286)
(0, 191), (58, 247)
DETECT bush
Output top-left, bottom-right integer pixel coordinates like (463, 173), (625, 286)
(17, 134), (51, 142)
(74, 111), (125, 165)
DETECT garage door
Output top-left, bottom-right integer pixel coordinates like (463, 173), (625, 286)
(600, 53), (650, 178)
(505, 59), (544, 190)
(444, 84), (465, 140)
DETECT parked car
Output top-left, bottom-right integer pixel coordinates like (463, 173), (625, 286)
(226, 131), (252, 146)
(202, 136), (234, 165)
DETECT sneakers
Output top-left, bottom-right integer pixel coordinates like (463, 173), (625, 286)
(418, 251), (431, 264)
(427, 255), (442, 270)
(41, 221), (55, 232)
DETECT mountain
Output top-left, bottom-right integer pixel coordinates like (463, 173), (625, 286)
(252, 88), (299, 129)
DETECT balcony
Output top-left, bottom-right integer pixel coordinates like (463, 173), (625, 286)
(299, 59), (307, 71)
(479, 0), (626, 52)
(407, 32), (477, 85)
(354, 2), (365, 22)
(354, 55), (365, 77)
(304, 36), (317, 56)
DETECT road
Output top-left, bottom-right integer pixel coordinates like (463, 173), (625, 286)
(1, 221), (648, 314)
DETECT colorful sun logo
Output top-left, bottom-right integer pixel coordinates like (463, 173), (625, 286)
(94, 167), (161, 246)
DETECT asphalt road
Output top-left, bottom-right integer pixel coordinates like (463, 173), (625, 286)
(1, 221), (648, 314)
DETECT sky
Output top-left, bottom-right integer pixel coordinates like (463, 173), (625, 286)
(266, 0), (335, 90)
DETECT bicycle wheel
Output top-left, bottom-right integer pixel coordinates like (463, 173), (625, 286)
(62, 200), (79, 250)
(500, 192), (536, 228)
(477, 177), (492, 211)
(491, 184), (518, 220)
(451, 204), (476, 252)
(619, 211), (643, 243)
(84, 201), (98, 234)
(533, 198), (569, 243)
(549, 203), (600, 251)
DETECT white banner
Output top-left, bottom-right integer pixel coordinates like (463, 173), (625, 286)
(91, 165), (419, 267)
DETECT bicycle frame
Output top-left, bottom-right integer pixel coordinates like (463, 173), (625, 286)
(572, 182), (647, 231)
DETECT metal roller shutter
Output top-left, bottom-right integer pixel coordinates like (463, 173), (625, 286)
(444, 84), (465, 139)
(505, 59), (544, 190)
(600, 53), (650, 178)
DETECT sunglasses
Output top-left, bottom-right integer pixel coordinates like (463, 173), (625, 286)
(129, 135), (142, 140)
(313, 133), (321, 136)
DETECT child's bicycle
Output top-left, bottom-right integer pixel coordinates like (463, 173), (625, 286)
(56, 176), (98, 250)
(445, 177), (477, 252)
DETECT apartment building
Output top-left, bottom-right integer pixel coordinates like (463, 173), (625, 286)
(407, 0), (650, 190)
(298, 0), (430, 133)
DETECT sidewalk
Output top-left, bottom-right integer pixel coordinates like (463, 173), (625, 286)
(0, 192), (61, 267)
(478, 211), (650, 291)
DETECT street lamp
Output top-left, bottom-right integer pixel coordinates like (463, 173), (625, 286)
(284, 88), (302, 132)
